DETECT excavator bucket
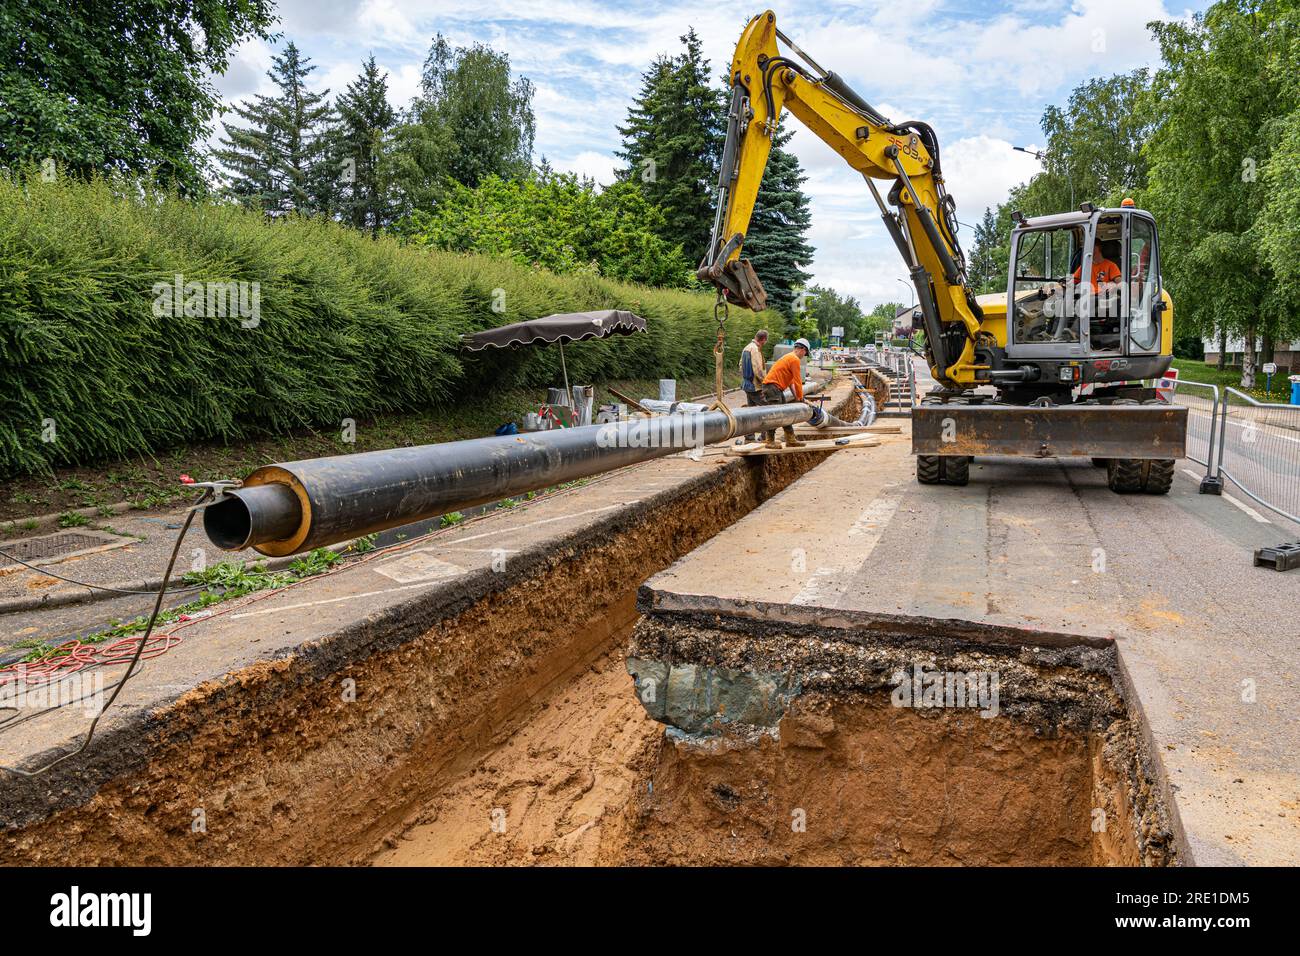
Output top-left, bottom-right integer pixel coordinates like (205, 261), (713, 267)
(698, 258), (768, 312)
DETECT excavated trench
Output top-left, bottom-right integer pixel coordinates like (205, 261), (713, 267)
(368, 619), (1173, 867)
(2, 390), (1175, 866)
(617, 618), (1174, 866)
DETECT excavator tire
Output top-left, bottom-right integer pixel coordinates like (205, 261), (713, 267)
(917, 455), (942, 485)
(1107, 458), (1145, 493)
(1143, 460), (1176, 495)
(943, 455), (970, 486)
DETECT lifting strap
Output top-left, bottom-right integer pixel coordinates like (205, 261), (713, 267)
(709, 293), (738, 440)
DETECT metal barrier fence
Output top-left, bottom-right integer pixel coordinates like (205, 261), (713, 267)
(827, 347), (917, 414)
(1171, 380), (1220, 469)
(873, 350), (917, 410)
(1213, 388), (1300, 526)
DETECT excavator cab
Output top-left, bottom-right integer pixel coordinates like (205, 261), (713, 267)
(1004, 204), (1172, 388)
(918, 201), (1182, 492)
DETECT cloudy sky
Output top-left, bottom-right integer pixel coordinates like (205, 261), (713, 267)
(212, 0), (1206, 310)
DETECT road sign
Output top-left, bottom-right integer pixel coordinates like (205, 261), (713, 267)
(1263, 362), (1278, 375)
(831, 326), (844, 338)
(1155, 367), (1179, 402)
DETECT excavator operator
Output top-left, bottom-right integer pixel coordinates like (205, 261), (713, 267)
(1075, 238), (1121, 292)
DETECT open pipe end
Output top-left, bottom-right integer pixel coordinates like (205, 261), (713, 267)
(203, 484), (303, 551)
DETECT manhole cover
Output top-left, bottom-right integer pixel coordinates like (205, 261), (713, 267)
(0, 529), (135, 569)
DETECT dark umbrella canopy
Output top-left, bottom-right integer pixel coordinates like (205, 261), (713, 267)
(461, 310), (647, 352)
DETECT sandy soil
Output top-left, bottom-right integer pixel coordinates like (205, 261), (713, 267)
(369, 644), (659, 866)
(618, 695), (1133, 866)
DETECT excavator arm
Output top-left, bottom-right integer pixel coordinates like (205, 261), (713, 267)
(699, 10), (984, 386)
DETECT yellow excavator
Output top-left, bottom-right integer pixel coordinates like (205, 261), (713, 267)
(699, 11), (1186, 493)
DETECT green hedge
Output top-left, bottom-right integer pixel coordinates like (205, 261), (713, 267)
(0, 174), (760, 477)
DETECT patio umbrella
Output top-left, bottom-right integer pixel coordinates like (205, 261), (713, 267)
(460, 310), (648, 395)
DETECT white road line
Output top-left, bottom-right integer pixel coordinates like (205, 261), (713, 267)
(1223, 492), (1271, 523)
(1180, 468), (1272, 522)
(791, 490), (903, 606)
(443, 504), (625, 544)
(1222, 417), (1300, 445)
(230, 580), (442, 619)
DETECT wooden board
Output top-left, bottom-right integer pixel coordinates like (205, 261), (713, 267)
(725, 433), (881, 457)
(795, 424), (901, 435)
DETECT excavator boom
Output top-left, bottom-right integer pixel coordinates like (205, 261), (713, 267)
(699, 10), (982, 386)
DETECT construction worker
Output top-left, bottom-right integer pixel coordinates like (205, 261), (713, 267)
(1073, 238), (1121, 292)
(739, 329), (769, 442)
(758, 338), (810, 448)
(740, 330), (769, 405)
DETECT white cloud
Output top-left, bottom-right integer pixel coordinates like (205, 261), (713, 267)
(558, 150), (620, 185)
(941, 134), (1044, 223)
(211, 37), (275, 101)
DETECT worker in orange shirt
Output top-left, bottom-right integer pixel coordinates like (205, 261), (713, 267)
(1074, 238), (1121, 292)
(758, 338), (810, 449)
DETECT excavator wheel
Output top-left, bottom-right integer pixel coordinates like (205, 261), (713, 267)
(917, 455), (942, 485)
(1143, 460), (1176, 495)
(1107, 458), (1145, 493)
(943, 455), (971, 486)
(1107, 458), (1176, 494)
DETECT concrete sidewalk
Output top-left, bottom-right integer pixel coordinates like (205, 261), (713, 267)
(640, 428), (1300, 866)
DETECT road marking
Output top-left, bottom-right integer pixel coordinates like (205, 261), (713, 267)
(445, 504), (625, 544)
(1222, 492), (1271, 523)
(1180, 468), (1273, 523)
(791, 566), (842, 606)
(230, 581), (442, 619)
(791, 490), (903, 607)
(1223, 417), (1300, 445)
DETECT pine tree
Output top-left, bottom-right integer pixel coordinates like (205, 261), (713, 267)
(335, 55), (396, 232)
(968, 207), (1002, 294)
(213, 42), (338, 216)
(742, 127), (813, 330)
(615, 29), (725, 261)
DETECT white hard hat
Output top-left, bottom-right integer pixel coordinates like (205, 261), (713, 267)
(794, 338), (811, 351)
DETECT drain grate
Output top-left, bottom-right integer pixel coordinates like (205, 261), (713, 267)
(0, 529), (134, 569)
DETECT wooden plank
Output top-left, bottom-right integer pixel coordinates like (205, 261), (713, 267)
(725, 433), (881, 457)
(795, 424), (901, 435)
(605, 386), (652, 415)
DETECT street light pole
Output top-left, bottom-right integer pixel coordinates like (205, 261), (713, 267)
(1014, 145), (1074, 209)
(895, 278), (917, 345)
(897, 277), (915, 308)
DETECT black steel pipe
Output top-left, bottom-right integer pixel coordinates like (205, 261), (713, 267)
(203, 402), (813, 556)
(204, 482), (303, 551)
